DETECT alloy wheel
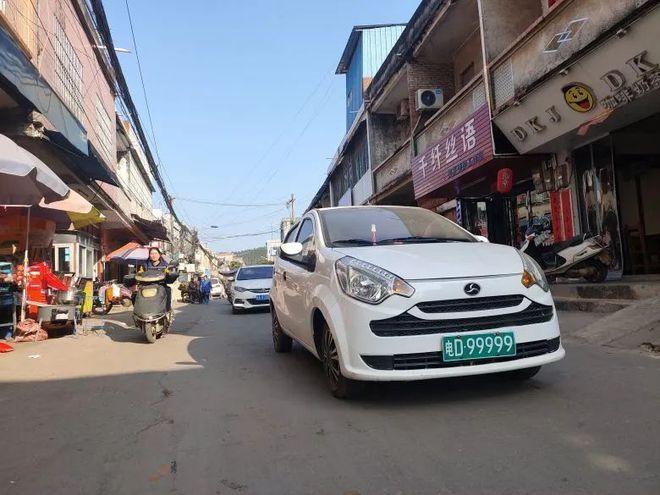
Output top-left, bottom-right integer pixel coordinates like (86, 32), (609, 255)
(271, 305), (292, 353)
(322, 328), (340, 388)
(272, 310), (281, 347)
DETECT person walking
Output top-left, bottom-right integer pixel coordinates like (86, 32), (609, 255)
(189, 276), (200, 304)
(200, 275), (212, 304)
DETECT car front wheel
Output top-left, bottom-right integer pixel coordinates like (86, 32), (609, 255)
(271, 305), (292, 353)
(321, 324), (363, 399)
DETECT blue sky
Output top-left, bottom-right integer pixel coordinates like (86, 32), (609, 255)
(106, 0), (419, 252)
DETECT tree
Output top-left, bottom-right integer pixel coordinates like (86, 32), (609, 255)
(229, 260), (242, 270)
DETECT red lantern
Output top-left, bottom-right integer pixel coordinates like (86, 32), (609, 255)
(496, 168), (514, 194)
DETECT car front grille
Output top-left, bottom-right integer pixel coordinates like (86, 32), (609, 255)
(362, 337), (561, 371)
(370, 302), (554, 337)
(250, 288), (270, 294)
(417, 295), (525, 313)
(246, 298), (269, 305)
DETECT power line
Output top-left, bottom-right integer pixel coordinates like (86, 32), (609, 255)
(198, 206), (287, 230)
(223, 70), (334, 202)
(89, 0), (180, 223)
(205, 230), (275, 240)
(124, 0), (162, 166)
(249, 80), (338, 200)
(174, 197), (286, 207)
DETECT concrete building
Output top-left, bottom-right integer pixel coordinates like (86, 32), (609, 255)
(0, 0), (171, 281)
(308, 0), (660, 277)
(309, 24), (406, 209)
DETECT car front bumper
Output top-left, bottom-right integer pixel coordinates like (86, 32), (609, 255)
(232, 291), (270, 310)
(329, 274), (564, 381)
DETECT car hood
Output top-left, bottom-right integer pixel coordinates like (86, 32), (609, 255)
(333, 242), (523, 280)
(233, 278), (272, 289)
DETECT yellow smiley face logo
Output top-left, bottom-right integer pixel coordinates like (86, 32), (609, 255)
(562, 83), (595, 113)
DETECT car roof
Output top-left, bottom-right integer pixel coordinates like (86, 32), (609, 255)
(314, 205), (422, 213)
(239, 265), (273, 269)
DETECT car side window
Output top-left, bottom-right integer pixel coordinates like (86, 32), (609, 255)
(295, 218), (315, 259)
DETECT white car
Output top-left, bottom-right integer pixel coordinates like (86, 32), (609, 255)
(210, 277), (224, 299)
(231, 265), (274, 314)
(270, 206), (564, 398)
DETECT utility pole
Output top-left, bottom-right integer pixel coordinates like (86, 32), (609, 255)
(286, 193), (295, 222)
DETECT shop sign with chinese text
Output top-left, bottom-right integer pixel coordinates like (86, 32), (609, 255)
(492, 7), (660, 154)
(411, 104), (493, 199)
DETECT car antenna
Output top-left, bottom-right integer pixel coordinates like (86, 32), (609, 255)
(371, 224), (377, 245)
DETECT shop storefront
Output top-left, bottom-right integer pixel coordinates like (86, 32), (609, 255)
(493, 5), (660, 276)
(573, 117), (660, 275)
(52, 230), (101, 279)
(412, 104), (548, 246)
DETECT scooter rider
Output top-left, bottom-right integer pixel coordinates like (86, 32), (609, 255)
(137, 247), (178, 317)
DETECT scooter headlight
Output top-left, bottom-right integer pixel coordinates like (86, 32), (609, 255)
(141, 287), (158, 298)
(519, 252), (549, 292)
(335, 256), (414, 304)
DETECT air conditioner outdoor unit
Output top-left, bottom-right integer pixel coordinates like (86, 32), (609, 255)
(415, 88), (444, 111)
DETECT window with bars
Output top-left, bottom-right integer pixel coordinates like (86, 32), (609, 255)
(53, 17), (84, 122)
(94, 95), (113, 163)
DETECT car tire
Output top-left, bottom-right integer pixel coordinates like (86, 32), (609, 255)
(321, 323), (363, 399)
(501, 366), (541, 381)
(271, 305), (292, 353)
(231, 306), (241, 315)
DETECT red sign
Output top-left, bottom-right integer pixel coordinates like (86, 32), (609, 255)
(496, 168), (514, 194)
(550, 189), (574, 242)
(412, 105), (493, 199)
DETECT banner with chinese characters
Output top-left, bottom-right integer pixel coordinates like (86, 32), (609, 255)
(411, 104), (493, 199)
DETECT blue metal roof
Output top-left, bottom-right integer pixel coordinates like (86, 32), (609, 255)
(336, 24), (406, 75)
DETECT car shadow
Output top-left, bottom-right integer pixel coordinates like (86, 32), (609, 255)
(283, 340), (554, 407)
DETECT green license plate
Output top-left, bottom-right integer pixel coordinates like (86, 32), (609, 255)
(442, 332), (516, 362)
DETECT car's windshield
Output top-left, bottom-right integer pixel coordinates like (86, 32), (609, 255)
(320, 207), (476, 247)
(236, 266), (274, 280)
(210, 278), (219, 285)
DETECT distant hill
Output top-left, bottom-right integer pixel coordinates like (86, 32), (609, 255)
(235, 246), (268, 266)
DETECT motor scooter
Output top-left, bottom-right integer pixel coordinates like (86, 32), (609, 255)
(520, 231), (611, 283)
(126, 268), (177, 343)
(92, 280), (132, 315)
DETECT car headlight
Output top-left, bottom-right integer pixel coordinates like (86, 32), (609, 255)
(234, 286), (247, 292)
(518, 251), (549, 292)
(335, 256), (414, 304)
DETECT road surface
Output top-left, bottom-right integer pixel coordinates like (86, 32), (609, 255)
(0, 301), (658, 494)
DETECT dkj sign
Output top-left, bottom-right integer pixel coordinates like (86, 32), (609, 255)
(493, 8), (660, 154)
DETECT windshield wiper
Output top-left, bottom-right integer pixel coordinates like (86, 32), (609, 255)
(376, 236), (470, 245)
(331, 238), (374, 246)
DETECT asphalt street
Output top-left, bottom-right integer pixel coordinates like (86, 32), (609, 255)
(0, 301), (658, 495)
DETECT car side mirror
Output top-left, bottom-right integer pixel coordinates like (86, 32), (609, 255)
(474, 235), (489, 243)
(281, 242), (303, 256)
